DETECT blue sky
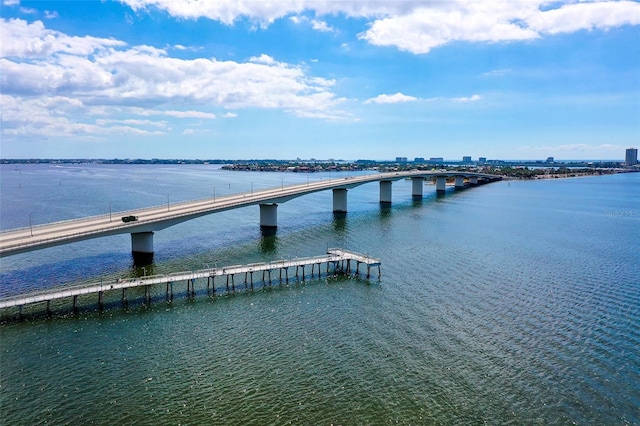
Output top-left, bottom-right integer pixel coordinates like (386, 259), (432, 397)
(1, 1), (639, 161)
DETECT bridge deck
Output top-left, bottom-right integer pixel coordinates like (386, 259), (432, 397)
(0, 170), (501, 258)
(0, 249), (381, 310)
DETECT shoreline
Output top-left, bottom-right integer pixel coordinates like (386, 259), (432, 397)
(219, 163), (637, 181)
(2, 160), (637, 180)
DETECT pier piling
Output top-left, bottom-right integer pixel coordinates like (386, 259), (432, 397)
(0, 249), (381, 316)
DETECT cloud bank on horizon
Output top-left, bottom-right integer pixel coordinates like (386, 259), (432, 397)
(1, 0), (639, 160)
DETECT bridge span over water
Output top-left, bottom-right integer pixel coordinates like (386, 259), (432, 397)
(0, 170), (501, 262)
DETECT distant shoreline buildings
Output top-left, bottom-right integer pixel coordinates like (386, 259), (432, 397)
(1, 149), (638, 168)
(625, 148), (638, 166)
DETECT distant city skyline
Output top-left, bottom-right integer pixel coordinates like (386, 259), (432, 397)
(1, 1), (639, 160)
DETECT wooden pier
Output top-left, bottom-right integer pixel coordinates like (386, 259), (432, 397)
(0, 249), (381, 314)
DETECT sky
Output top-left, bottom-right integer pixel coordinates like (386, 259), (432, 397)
(1, 1), (639, 161)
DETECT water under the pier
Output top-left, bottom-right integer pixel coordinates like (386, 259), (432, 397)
(0, 164), (639, 425)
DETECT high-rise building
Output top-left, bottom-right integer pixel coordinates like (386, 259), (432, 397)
(625, 148), (638, 166)
(462, 156), (472, 163)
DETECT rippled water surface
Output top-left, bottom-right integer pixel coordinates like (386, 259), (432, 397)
(1, 164), (639, 425)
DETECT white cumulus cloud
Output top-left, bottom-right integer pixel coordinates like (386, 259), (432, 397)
(452, 94), (481, 103)
(289, 15), (335, 32)
(527, 1), (640, 34)
(310, 19), (334, 32)
(364, 92), (418, 104)
(360, 1), (640, 54)
(0, 18), (349, 140)
(118, 1), (640, 54)
(0, 18), (126, 58)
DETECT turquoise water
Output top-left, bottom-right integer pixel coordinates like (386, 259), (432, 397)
(1, 164), (639, 424)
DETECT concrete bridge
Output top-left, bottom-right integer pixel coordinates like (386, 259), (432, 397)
(0, 170), (501, 262)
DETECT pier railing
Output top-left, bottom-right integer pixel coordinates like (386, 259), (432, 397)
(0, 249), (381, 313)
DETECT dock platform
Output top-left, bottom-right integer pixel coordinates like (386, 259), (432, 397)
(0, 248), (381, 314)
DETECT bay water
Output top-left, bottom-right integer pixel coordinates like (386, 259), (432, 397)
(0, 164), (638, 425)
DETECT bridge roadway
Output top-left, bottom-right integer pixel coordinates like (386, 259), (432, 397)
(0, 248), (381, 311)
(0, 170), (501, 259)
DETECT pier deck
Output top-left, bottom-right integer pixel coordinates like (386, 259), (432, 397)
(0, 248), (381, 311)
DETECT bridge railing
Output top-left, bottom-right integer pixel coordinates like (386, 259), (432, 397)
(5, 170), (500, 238)
(1, 171), (502, 254)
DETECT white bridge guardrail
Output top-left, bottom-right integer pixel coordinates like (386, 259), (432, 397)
(0, 171), (501, 255)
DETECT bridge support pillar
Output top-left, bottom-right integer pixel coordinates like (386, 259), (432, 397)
(436, 176), (447, 193)
(412, 177), (424, 198)
(455, 176), (465, 188)
(260, 203), (278, 230)
(379, 180), (392, 204)
(332, 188), (348, 213)
(131, 232), (154, 265)
(470, 176), (478, 186)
